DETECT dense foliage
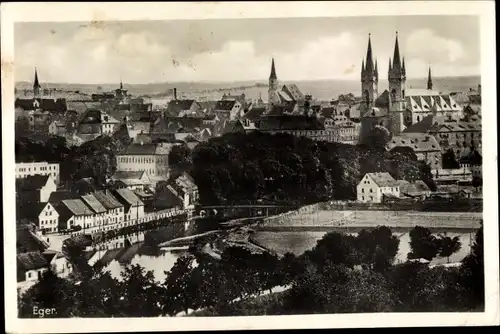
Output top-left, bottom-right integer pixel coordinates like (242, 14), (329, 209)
(442, 148), (461, 169)
(408, 226), (462, 262)
(19, 224), (483, 317)
(182, 132), (433, 205)
(15, 135), (122, 188)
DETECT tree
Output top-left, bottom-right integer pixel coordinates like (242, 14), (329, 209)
(437, 235), (462, 263)
(459, 222), (484, 310)
(304, 232), (358, 269)
(442, 148), (460, 169)
(169, 144), (192, 172)
(472, 176), (482, 191)
(354, 226), (400, 271)
(162, 255), (199, 316)
(363, 125), (391, 150)
(408, 226), (440, 261)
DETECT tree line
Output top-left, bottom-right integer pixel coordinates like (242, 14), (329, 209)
(15, 135), (129, 188)
(169, 132), (436, 206)
(19, 223), (483, 317)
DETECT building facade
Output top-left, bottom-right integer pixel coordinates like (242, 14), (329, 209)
(357, 172), (401, 203)
(16, 162), (60, 185)
(116, 142), (172, 179)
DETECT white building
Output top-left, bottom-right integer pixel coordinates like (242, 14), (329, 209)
(34, 202), (59, 233)
(116, 142), (172, 179)
(113, 188), (145, 221)
(57, 198), (95, 231)
(357, 172), (401, 203)
(15, 174), (57, 203)
(15, 162), (60, 185)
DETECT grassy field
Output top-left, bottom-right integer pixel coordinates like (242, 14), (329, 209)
(266, 210), (482, 230)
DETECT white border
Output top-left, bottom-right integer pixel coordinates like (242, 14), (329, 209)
(2, 1), (498, 332)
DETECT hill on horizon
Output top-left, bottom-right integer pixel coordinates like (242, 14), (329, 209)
(15, 75), (480, 101)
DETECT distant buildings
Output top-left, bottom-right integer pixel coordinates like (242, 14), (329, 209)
(78, 109), (120, 136)
(403, 114), (481, 158)
(16, 162), (60, 185)
(116, 142), (175, 180)
(386, 133), (442, 169)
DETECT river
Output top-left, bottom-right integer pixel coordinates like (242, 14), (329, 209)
(100, 223), (477, 282)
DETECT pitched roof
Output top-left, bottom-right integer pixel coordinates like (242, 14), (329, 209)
(93, 191), (123, 210)
(16, 226), (50, 253)
(165, 100), (196, 116)
(114, 188), (144, 206)
(112, 171), (148, 180)
(398, 180), (430, 195)
(365, 172), (399, 187)
(15, 175), (51, 191)
(119, 143), (157, 155)
(387, 133), (441, 152)
(320, 107), (336, 118)
(214, 100), (237, 111)
(174, 173), (197, 193)
(17, 252), (49, 271)
(243, 107), (266, 122)
(258, 114), (325, 131)
(81, 194), (107, 213)
(282, 84), (305, 102)
(61, 199), (94, 216)
(375, 90), (390, 108)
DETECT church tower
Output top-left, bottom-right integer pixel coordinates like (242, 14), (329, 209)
(427, 65), (433, 90)
(388, 32), (407, 136)
(361, 34), (378, 107)
(268, 58), (280, 107)
(388, 32), (406, 109)
(33, 67), (41, 98)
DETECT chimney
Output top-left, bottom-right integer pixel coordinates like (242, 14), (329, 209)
(173, 88), (177, 100)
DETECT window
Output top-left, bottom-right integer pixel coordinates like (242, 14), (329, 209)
(370, 189), (373, 193)
(27, 272), (31, 278)
(362, 188), (364, 193)
(362, 196), (365, 201)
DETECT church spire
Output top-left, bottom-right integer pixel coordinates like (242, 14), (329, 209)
(269, 58), (277, 80)
(374, 58), (378, 77)
(388, 57), (392, 72)
(427, 64), (433, 90)
(365, 33), (374, 73)
(361, 59), (365, 74)
(392, 31), (401, 69)
(33, 67), (41, 97)
(120, 75), (123, 90)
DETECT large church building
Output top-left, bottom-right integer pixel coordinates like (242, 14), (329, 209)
(358, 32), (463, 144)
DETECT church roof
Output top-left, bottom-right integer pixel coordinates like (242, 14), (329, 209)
(269, 58), (277, 80)
(282, 84), (305, 102)
(387, 133), (441, 153)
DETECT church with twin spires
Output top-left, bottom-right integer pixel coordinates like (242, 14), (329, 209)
(358, 32), (463, 143)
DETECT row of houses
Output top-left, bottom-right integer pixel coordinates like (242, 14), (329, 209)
(356, 171), (481, 204)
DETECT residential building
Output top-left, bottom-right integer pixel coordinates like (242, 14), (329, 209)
(386, 133), (442, 169)
(116, 142), (173, 179)
(20, 202), (59, 234)
(323, 115), (361, 144)
(111, 171), (151, 190)
(357, 172), (401, 203)
(81, 193), (108, 229)
(17, 252), (50, 284)
(92, 191), (125, 226)
(403, 114), (481, 158)
(43, 250), (73, 278)
(155, 173), (198, 212)
(431, 168), (473, 185)
(397, 180), (431, 199)
(16, 225), (50, 254)
(164, 99), (203, 117)
(57, 199), (95, 231)
(213, 99), (244, 120)
(78, 109), (120, 136)
(16, 174), (57, 204)
(113, 188), (145, 221)
(15, 162), (60, 185)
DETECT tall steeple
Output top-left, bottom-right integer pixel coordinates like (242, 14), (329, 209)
(365, 33), (375, 73)
(392, 31), (401, 69)
(268, 58), (280, 106)
(120, 75), (123, 90)
(374, 59), (378, 78)
(269, 58), (277, 80)
(427, 64), (433, 90)
(33, 67), (41, 97)
(388, 58), (392, 72)
(360, 33), (378, 106)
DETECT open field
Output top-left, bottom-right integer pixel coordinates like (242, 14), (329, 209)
(264, 210), (482, 230)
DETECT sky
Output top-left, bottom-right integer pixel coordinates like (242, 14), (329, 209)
(14, 15), (480, 84)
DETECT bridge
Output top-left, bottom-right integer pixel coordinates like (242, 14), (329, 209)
(197, 204), (296, 218)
